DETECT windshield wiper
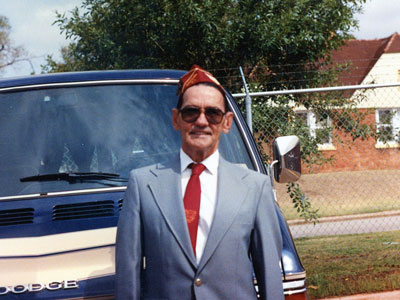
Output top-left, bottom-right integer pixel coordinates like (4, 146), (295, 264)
(20, 172), (128, 183)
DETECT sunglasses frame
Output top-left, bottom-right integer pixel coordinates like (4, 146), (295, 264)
(179, 106), (226, 124)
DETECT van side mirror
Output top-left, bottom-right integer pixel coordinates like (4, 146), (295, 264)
(273, 136), (301, 183)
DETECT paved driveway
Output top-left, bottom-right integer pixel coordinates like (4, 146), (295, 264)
(288, 212), (400, 238)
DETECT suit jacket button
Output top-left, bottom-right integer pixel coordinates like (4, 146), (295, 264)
(195, 278), (202, 286)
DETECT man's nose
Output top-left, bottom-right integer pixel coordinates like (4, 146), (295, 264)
(195, 111), (209, 126)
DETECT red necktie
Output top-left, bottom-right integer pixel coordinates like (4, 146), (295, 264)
(184, 163), (206, 256)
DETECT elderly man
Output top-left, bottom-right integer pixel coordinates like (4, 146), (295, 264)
(116, 65), (284, 300)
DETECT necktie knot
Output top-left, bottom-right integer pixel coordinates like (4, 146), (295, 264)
(190, 163), (206, 176)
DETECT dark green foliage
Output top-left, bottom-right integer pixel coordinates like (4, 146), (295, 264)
(44, 0), (366, 87)
(288, 182), (319, 223)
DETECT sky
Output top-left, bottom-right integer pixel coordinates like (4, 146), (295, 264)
(1, 0), (82, 77)
(1, 0), (400, 78)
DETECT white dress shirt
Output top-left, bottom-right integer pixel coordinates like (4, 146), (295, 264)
(180, 149), (219, 264)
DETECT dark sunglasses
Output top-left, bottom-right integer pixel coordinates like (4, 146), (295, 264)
(179, 106), (226, 124)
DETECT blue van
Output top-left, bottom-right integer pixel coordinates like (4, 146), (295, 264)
(0, 70), (306, 299)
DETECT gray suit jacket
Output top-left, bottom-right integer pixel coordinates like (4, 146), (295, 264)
(116, 155), (284, 300)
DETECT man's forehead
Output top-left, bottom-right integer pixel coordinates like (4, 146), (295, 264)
(182, 84), (225, 107)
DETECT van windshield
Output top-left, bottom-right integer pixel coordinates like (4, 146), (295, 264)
(0, 83), (255, 197)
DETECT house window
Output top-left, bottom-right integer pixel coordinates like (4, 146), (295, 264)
(296, 111), (333, 148)
(376, 109), (400, 145)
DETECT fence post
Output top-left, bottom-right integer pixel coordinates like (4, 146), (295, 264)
(239, 66), (253, 133)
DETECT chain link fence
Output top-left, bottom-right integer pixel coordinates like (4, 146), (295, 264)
(231, 80), (400, 298)
(229, 79), (400, 230)
(233, 83), (400, 236)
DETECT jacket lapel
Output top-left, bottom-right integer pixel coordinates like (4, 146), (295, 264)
(198, 157), (250, 271)
(147, 156), (197, 267)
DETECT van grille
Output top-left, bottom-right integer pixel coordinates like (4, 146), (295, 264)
(0, 208), (34, 226)
(118, 199), (123, 211)
(53, 201), (115, 221)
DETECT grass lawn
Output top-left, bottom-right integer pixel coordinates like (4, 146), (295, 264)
(295, 230), (400, 299)
(276, 169), (400, 220)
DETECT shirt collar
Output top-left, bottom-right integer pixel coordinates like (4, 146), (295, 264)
(180, 149), (219, 175)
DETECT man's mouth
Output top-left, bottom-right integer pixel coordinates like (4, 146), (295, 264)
(190, 130), (211, 136)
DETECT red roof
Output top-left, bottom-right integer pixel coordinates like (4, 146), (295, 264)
(385, 32), (400, 53)
(331, 32), (400, 86)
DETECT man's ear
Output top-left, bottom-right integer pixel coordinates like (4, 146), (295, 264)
(172, 108), (180, 130)
(222, 112), (234, 134)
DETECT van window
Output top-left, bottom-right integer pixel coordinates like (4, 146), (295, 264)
(0, 84), (254, 197)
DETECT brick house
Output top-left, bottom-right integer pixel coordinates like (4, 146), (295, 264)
(301, 33), (400, 172)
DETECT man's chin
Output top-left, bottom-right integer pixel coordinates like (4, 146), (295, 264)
(183, 140), (217, 155)
(188, 144), (211, 152)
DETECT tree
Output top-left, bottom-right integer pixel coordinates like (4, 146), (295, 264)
(45, 0), (365, 81)
(45, 0), (371, 222)
(0, 16), (24, 72)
